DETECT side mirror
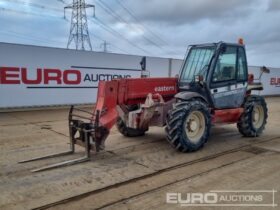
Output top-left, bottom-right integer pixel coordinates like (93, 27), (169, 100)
(140, 57), (150, 78)
(140, 56), (146, 70)
(258, 66), (270, 80)
(260, 66), (270, 74)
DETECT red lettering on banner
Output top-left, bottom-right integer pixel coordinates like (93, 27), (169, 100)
(43, 69), (62, 84)
(270, 77), (280, 86)
(0, 67), (82, 85)
(0, 67), (20, 84)
(271, 78), (275, 85)
(22, 68), (42, 84)
(63, 70), (81, 85)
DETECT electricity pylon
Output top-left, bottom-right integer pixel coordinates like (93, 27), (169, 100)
(64, 0), (95, 50)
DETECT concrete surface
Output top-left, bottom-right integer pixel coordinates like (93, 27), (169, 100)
(0, 97), (279, 210)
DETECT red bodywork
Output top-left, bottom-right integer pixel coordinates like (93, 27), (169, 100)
(94, 80), (119, 130)
(212, 108), (244, 124)
(93, 77), (244, 131)
(93, 78), (178, 130)
(117, 78), (178, 105)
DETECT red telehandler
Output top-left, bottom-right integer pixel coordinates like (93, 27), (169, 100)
(20, 40), (269, 172)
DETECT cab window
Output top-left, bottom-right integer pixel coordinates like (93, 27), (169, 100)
(237, 47), (247, 81)
(212, 46), (237, 82)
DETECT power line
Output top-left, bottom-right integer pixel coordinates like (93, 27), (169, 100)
(0, 1), (144, 54)
(59, 0), (139, 53)
(0, 21), (128, 54)
(94, 31), (129, 54)
(0, 3), (128, 54)
(115, 0), (168, 45)
(3, 0), (63, 13)
(109, 44), (129, 54)
(92, 17), (149, 54)
(60, 1), (152, 54)
(57, 0), (67, 4)
(96, 0), (162, 49)
(0, 6), (66, 20)
(91, 33), (129, 54)
(92, 35), (129, 54)
(0, 30), (65, 46)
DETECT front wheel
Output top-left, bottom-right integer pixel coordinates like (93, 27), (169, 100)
(237, 95), (268, 137)
(165, 100), (211, 152)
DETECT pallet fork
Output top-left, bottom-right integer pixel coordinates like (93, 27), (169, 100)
(19, 81), (120, 172)
(19, 106), (101, 172)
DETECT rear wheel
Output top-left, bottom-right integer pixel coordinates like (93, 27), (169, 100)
(237, 95), (267, 137)
(165, 100), (211, 152)
(116, 117), (146, 137)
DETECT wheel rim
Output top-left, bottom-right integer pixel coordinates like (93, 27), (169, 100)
(185, 111), (206, 143)
(252, 104), (264, 129)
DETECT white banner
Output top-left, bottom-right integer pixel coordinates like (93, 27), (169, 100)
(249, 66), (280, 96)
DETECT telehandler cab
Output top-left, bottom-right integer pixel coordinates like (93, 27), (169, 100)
(20, 39), (268, 172)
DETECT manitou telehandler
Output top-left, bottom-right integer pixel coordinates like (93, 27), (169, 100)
(21, 39), (269, 172)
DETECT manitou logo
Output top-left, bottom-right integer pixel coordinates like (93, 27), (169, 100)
(0, 67), (81, 85)
(270, 77), (280, 87)
(155, 86), (175, 92)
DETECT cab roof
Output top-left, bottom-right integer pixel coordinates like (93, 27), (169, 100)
(189, 41), (244, 48)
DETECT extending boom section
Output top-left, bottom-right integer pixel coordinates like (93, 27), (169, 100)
(74, 77), (178, 152)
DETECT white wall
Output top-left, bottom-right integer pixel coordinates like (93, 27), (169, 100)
(248, 66), (280, 96)
(170, 59), (183, 77)
(0, 42), (279, 108)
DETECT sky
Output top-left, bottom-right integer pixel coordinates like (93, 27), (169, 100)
(0, 0), (280, 67)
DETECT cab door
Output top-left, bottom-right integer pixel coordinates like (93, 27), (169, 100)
(210, 46), (248, 109)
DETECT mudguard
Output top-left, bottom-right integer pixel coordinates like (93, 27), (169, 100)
(247, 82), (264, 91)
(175, 91), (208, 103)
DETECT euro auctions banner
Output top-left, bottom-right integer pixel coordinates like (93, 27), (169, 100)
(0, 67), (133, 87)
(0, 43), (146, 108)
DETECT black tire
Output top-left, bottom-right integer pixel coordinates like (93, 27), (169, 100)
(116, 117), (146, 137)
(237, 95), (268, 137)
(165, 100), (211, 152)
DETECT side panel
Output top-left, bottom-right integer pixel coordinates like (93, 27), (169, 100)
(212, 108), (244, 124)
(118, 78), (178, 105)
(210, 83), (247, 108)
